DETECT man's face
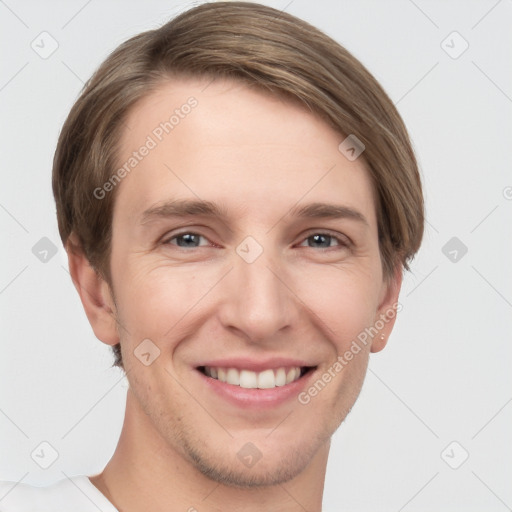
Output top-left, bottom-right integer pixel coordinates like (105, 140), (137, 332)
(106, 77), (398, 486)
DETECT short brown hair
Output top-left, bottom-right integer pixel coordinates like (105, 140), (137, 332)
(52, 1), (424, 370)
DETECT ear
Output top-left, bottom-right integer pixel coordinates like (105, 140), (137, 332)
(370, 264), (403, 353)
(66, 234), (119, 346)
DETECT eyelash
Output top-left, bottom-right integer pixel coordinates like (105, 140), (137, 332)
(162, 231), (350, 250)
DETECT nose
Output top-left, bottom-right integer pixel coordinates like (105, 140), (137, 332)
(217, 247), (300, 344)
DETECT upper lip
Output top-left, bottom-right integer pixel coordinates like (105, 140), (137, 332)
(196, 357), (317, 372)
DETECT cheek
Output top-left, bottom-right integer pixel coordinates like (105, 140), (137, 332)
(297, 265), (381, 351)
(112, 259), (219, 342)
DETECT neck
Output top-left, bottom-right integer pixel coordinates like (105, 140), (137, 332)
(90, 389), (329, 512)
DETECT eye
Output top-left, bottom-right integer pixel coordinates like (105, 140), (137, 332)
(298, 232), (349, 249)
(161, 231), (349, 251)
(164, 232), (210, 248)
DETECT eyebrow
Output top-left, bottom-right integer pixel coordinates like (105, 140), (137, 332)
(289, 202), (369, 226)
(140, 199), (369, 227)
(140, 199), (231, 225)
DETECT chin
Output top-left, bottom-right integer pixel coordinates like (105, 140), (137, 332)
(185, 444), (313, 488)
(178, 425), (332, 489)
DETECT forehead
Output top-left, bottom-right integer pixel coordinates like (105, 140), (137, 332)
(114, 76), (377, 229)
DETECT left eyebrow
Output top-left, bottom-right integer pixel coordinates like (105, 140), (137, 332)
(288, 202), (369, 227)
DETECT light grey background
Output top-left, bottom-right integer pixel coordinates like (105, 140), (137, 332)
(1, 1), (511, 510)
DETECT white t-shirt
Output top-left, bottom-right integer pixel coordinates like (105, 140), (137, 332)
(0, 475), (118, 512)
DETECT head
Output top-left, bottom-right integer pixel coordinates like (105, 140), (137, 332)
(53, 1), (423, 488)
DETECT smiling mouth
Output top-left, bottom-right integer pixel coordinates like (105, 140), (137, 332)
(197, 366), (316, 389)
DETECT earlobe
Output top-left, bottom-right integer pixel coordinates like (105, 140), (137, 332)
(370, 264), (403, 353)
(66, 235), (119, 346)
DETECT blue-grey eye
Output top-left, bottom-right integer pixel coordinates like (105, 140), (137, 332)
(169, 233), (206, 248)
(302, 233), (342, 249)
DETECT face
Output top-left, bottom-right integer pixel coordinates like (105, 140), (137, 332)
(103, 76), (400, 486)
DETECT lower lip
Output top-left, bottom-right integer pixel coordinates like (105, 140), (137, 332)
(197, 369), (316, 409)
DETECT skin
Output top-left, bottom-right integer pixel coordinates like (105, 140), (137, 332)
(69, 76), (402, 512)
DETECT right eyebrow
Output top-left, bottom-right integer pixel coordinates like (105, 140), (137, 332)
(140, 199), (231, 225)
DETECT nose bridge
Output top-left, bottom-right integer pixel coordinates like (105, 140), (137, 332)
(220, 241), (297, 342)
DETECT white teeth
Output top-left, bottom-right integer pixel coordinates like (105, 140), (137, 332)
(226, 368), (240, 386)
(286, 368), (297, 384)
(275, 368), (286, 387)
(257, 369), (275, 389)
(239, 370), (258, 389)
(203, 366), (303, 389)
(217, 368), (227, 383)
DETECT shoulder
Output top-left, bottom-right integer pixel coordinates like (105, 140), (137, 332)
(0, 475), (117, 512)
